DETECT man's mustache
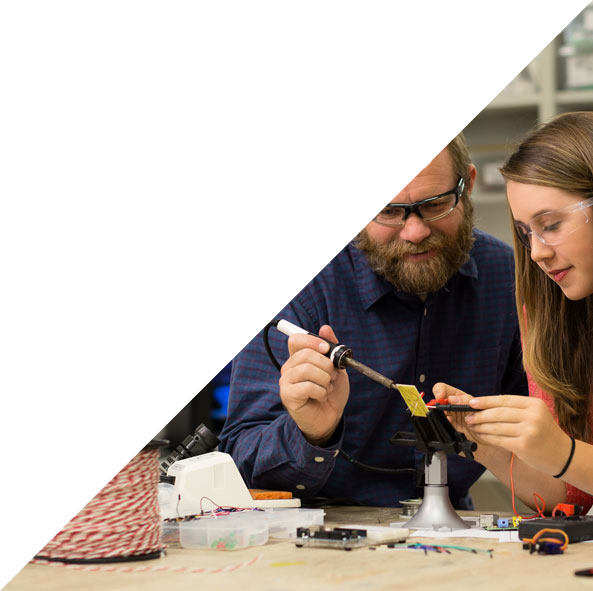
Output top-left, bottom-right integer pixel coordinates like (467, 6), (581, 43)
(385, 235), (449, 258)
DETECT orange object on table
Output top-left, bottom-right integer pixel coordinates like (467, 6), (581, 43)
(249, 489), (293, 500)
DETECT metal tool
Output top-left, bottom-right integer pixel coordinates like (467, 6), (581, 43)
(272, 319), (401, 391)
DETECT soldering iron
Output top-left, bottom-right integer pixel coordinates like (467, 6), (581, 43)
(264, 319), (474, 412)
(267, 319), (399, 391)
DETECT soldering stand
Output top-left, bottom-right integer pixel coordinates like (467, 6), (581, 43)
(405, 451), (469, 530)
(390, 409), (476, 530)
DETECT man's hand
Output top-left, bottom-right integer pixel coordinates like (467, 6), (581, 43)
(279, 325), (349, 446)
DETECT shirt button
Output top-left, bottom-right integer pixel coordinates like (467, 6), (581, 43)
(296, 484), (306, 490)
(419, 374), (426, 383)
(423, 308), (427, 316)
(314, 456), (325, 463)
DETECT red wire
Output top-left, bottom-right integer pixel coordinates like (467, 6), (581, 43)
(510, 453), (546, 519)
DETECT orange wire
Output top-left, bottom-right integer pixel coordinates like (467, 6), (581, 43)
(522, 528), (569, 550)
(510, 453), (546, 519)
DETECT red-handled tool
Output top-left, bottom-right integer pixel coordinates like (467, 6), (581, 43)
(426, 398), (478, 412)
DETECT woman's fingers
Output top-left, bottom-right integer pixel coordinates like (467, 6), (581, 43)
(432, 382), (470, 401)
(465, 407), (523, 426)
(468, 394), (533, 410)
(465, 419), (524, 437)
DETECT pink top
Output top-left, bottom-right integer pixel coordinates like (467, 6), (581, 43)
(528, 373), (593, 513)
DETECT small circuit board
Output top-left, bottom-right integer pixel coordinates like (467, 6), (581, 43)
(295, 527), (368, 551)
(483, 516), (521, 531)
(396, 384), (429, 417)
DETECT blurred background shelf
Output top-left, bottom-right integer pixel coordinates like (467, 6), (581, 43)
(466, 2), (593, 245)
(557, 88), (593, 103)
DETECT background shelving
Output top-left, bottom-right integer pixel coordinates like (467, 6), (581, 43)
(465, 1), (593, 245)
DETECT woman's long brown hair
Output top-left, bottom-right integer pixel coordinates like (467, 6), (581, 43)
(500, 111), (593, 442)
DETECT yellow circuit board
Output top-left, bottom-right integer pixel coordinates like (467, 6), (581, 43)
(395, 384), (429, 417)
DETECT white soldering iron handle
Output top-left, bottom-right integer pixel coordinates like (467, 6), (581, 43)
(274, 319), (352, 369)
(276, 319), (309, 337)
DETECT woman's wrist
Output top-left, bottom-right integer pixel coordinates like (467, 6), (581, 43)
(473, 442), (511, 471)
(552, 434), (576, 479)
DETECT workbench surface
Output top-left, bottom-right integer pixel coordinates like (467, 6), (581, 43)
(5, 507), (593, 591)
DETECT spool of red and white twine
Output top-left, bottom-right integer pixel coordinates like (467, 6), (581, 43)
(33, 443), (166, 564)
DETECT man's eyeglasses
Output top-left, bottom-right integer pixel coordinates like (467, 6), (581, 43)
(373, 177), (465, 227)
(513, 196), (593, 249)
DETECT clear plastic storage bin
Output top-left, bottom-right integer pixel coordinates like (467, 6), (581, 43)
(179, 512), (269, 550)
(263, 508), (325, 538)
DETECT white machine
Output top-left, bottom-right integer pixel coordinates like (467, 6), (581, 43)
(161, 451), (301, 518)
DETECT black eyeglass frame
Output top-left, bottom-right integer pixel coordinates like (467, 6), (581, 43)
(373, 177), (465, 227)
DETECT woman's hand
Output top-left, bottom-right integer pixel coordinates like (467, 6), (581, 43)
(462, 395), (572, 476)
(433, 385), (575, 510)
(432, 382), (489, 446)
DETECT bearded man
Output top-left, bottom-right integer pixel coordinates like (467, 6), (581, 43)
(218, 135), (527, 510)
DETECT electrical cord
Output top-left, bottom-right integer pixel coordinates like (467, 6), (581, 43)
(509, 452), (545, 519)
(301, 497), (367, 508)
(338, 449), (416, 475)
(263, 321), (282, 370)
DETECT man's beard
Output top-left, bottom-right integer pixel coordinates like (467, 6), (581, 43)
(355, 213), (475, 294)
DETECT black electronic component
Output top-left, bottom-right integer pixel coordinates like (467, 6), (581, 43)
(523, 541), (565, 555)
(159, 423), (220, 476)
(518, 515), (593, 544)
(295, 527), (368, 550)
(429, 404), (475, 412)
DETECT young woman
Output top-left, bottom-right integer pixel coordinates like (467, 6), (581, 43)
(435, 111), (593, 513)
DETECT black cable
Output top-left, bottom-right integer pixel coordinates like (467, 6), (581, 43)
(301, 497), (367, 508)
(263, 320), (282, 370)
(34, 551), (163, 564)
(338, 449), (416, 475)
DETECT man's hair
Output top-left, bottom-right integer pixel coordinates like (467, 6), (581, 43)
(447, 132), (473, 217)
(500, 111), (593, 441)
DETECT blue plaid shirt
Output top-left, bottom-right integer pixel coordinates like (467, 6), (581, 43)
(219, 230), (527, 509)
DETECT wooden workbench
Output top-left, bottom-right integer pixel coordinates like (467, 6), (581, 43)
(5, 507), (593, 591)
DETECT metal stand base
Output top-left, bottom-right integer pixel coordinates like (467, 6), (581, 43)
(405, 485), (470, 530)
(405, 450), (470, 531)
